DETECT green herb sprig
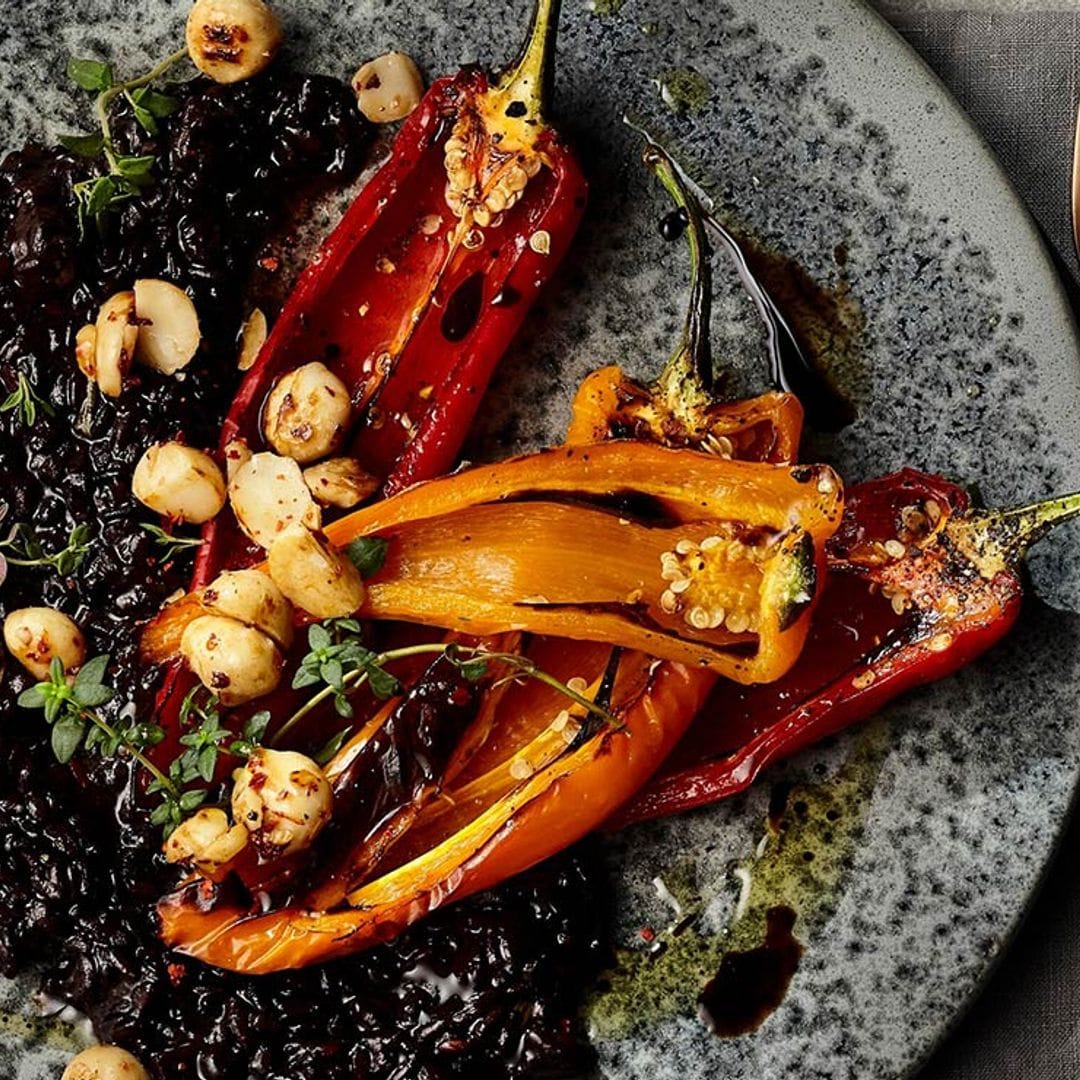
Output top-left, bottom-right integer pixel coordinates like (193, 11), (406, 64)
(62, 49), (188, 233)
(0, 373), (54, 428)
(140, 522), (204, 563)
(272, 635), (621, 749)
(0, 523), (92, 575)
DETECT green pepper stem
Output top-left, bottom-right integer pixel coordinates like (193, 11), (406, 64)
(645, 144), (715, 407)
(948, 490), (1080, 578)
(496, 0), (561, 117)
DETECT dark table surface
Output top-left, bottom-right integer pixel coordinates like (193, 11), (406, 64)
(868, 4), (1080, 1078)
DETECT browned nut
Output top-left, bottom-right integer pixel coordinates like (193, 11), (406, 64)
(133, 279), (201, 375)
(262, 362), (352, 464)
(186, 0), (283, 84)
(94, 291), (138, 397)
(180, 614), (283, 706)
(302, 457), (379, 508)
(3, 607), (86, 680)
(352, 51), (424, 123)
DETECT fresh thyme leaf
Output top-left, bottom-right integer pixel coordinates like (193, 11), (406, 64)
(68, 57), (114, 92)
(314, 727), (352, 765)
(366, 664), (401, 701)
(308, 624), (333, 651)
(16, 685), (47, 709)
(1, 372), (53, 427)
(244, 711), (271, 744)
(114, 154), (157, 184)
(456, 657), (489, 682)
(130, 86), (180, 118)
(180, 789), (209, 813)
(140, 522), (203, 562)
(59, 132), (106, 157)
(0, 522), (91, 575)
(52, 715), (87, 764)
(344, 536), (389, 579)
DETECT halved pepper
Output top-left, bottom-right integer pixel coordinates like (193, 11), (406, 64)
(615, 473), (1080, 825)
(144, 442), (843, 683)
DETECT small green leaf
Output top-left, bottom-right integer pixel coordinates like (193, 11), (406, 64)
(130, 104), (159, 136)
(179, 789), (209, 812)
(73, 654), (110, 696)
(457, 658), (489, 682)
(51, 715), (87, 764)
(67, 57), (113, 92)
(308, 624), (332, 651)
(243, 710), (271, 743)
(197, 744), (218, 783)
(131, 86), (180, 118)
(115, 154), (156, 178)
(345, 536), (389, 579)
(314, 727), (352, 765)
(333, 693), (354, 719)
(292, 667), (322, 690)
(84, 175), (119, 216)
(59, 132), (105, 158)
(149, 800), (173, 826)
(320, 659), (344, 690)
(367, 666), (400, 701)
(16, 685), (47, 710)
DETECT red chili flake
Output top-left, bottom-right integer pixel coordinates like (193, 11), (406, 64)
(259, 256), (281, 272)
(640, 927), (656, 943)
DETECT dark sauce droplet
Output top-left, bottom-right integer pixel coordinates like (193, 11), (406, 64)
(441, 271), (485, 342)
(660, 207), (689, 242)
(698, 905), (804, 1037)
(491, 283), (522, 308)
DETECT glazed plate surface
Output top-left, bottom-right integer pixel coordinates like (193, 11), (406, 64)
(2, 0), (1079, 1077)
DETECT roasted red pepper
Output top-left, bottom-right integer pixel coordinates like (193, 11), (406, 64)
(615, 473), (1080, 826)
(151, 0), (586, 755)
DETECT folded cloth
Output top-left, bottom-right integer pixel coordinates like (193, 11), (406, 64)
(875, 4), (1080, 280)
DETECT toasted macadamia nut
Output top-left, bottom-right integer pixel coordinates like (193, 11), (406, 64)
(3, 608), (86, 680)
(180, 614), (283, 706)
(267, 523), (364, 619)
(223, 437), (253, 482)
(262, 362), (351, 464)
(164, 806), (249, 875)
(62, 1045), (150, 1080)
(133, 279), (201, 375)
(302, 457), (379, 508)
(232, 748), (332, 856)
(186, 0), (283, 84)
(228, 451), (321, 549)
(94, 291), (138, 397)
(132, 442), (227, 524)
(237, 308), (267, 371)
(201, 568), (293, 649)
(352, 52), (424, 123)
(75, 324), (97, 380)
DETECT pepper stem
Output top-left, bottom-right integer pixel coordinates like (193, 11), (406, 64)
(495, 0), (561, 118)
(646, 144), (715, 407)
(947, 490), (1080, 579)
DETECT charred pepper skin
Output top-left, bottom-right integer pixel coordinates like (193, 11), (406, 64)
(615, 470), (1079, 827)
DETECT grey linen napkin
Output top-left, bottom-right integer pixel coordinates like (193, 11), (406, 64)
(868, 4), (1080, 1078)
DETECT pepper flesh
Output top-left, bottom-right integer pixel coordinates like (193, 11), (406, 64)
(616, 471), (1080, 825)
(143, 442), (843, 682)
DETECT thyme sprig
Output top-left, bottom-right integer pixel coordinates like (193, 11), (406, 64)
(16, 653), (171, 785)
(271, 633), (621, 749)
(0, 373), (54, 428)
(140, 522), (204, 562)
(62, 48), (188, 232)
(0, 522), (92, 575)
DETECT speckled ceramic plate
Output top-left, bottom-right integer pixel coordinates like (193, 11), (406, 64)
(3, 0), (1080, 1077)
